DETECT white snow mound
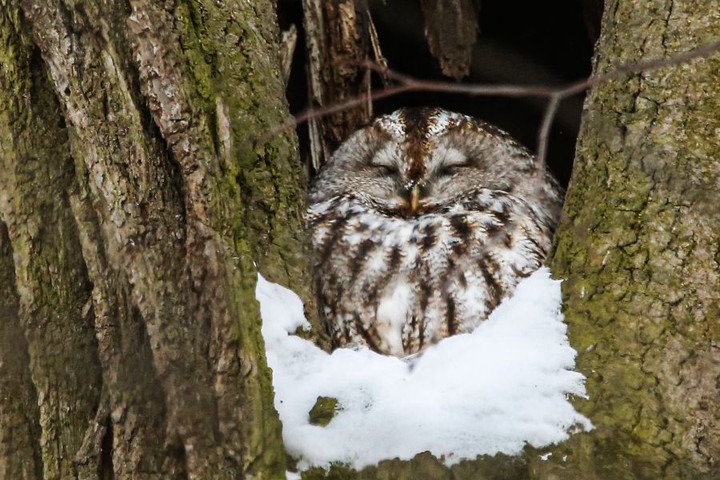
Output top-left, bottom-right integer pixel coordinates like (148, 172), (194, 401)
(257, 267), (592, 470)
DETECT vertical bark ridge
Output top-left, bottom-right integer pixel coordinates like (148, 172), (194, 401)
(0, 220), (44, 479)
(0, 5), (103, 478)
(302, 0), (376, 169)
(18, 2), (214, 476)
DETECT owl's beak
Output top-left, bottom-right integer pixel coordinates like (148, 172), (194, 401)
(409, 184), (421, 213)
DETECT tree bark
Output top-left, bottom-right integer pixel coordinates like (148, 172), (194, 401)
(0, 1), (311, 478)
(538, 0), (720, 478)
(420, 0), (480, 80)
(302, 0), (378, 171)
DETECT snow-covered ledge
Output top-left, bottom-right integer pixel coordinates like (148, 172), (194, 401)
(257, 267), (591, 472)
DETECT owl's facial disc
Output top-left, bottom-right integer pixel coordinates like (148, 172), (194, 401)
(362, 137), (473, 215)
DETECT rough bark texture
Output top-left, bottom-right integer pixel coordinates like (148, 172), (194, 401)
(0, 220), (44, 479)
(539, 0), (720, 478)
(0, 1), (311, 478)
(420, 0), (480, 80)
(302, 0), (375, 171)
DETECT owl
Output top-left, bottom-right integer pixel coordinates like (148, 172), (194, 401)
(307, 107), (563, 356)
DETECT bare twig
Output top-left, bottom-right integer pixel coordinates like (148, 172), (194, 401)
(268, 38), (720, 168)
(537, 93), (562, 171)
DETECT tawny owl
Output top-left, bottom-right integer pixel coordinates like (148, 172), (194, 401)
(307, 108), (563, 356)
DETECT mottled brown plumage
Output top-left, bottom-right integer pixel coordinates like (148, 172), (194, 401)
(307, 108), (563, 356)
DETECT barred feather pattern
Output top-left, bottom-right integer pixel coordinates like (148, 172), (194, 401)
(307, 108), (563, 356)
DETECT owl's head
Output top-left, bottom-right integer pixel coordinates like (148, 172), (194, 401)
(310, 108), (540, 216)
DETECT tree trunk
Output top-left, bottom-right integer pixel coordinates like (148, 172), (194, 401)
(0, 1), (311, 478)
(538, 0), (720, 478)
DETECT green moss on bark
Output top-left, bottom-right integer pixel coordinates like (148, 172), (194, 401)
(299, 452), (529, 480)
(547, 0), (720, 478)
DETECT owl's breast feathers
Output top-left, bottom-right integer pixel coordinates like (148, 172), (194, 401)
(308, 188), (554, 355)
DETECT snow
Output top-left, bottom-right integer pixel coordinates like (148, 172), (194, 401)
(257, 267), (592, 471)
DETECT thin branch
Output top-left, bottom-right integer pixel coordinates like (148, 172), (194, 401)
(354, 38), (720, 103)
(263, 84), (413, 141)
(355, 59), (559, 98)
(537, 93), (562, 170)
(266, 39), (720, 163)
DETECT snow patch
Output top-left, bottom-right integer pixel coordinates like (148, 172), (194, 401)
(375, 281), (412, 356)
(257, 267), (592, 471)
